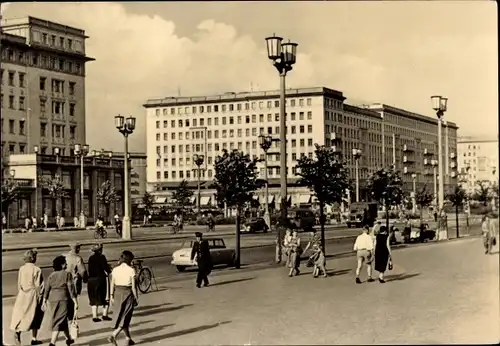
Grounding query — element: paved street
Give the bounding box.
[2,237,498,345]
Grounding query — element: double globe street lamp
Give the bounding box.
[259,134,273,228]
[74,144,90,227]
[265,34,298,219]
[114,115,136,240]
[431,96,448,212]
[193,154,205,217]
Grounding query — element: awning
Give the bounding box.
[154,196,167,204]
[260,195,275,204]
[298,194,311,204]
[276,195,291,205]
[200,196,211,205]
[190,196,196,204]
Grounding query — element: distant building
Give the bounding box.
[143,87,460,207]
[1,16,94,159]
[457,136,498,192]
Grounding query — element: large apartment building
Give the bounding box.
[0,16,94,160]
[457,136,498,193]
[143,87,459,206]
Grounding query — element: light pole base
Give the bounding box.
[79,213,87,229]
[122,216,132,240]
[264,211,271,230]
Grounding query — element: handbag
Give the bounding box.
[388,257,393,271]
[69,316,79,340]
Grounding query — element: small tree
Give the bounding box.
[473,181,491,206]
[296,144,349,253]
[1,177,19,228]
[415,185,434,223]
[96,180,121,221]
[213,149,261,268]
[367,167,404,230]
[447,185,467,238]
[171,180,194,209]
[142,191,155,215]
[39,174,69,216]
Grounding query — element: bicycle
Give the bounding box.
[170,222,182,234]
[132,259,158,294]
[94,227,107,239]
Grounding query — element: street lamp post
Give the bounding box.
[259,135,273,229]
[431,96,447,214]
[431,159,438,207]
[114,115,136,240]
[265,34,298,220]
[352,149,362,202]
[193,154,205,217]
[411,173,417,215]
[74,144,90,228]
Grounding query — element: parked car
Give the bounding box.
[389,221,436,245]
[288,208,315,231]
[242,217,269,233]
[171,238,236,272]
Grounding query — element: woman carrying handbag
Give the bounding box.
[374,226,392,283]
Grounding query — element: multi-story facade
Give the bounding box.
[6,152,128,227]
[143,87,459,206]
[457,136,498,193]
[1,16,94,160]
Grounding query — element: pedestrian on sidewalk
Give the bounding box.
[56,214,61,230]
[43,213,48,229]
[73,217,79,228]
[287,229,302,277]
[108,250,138,346]
[353,225,375,284]
[10,249,44,346]
[482,214,497,254]
[374,226,392,283]
[87,244,112,322]
[42,255,78,346]
[65,243,88,297]
[303,229,327,278]
[191,232,212,288]
[32,216,38,230]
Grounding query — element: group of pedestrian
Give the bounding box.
[10,242,140,346]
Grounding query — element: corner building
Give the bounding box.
[1,16,94,159]
[143,87,459,207]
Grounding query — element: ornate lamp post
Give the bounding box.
[259,134,273,228]
[352,149,362,203]
[431,159,438,206]
[74,144,90,228]
[431,96,447,212]
[265,34,298,219]
[114,115,136,240]
[411,173,417,214]
[193,154,205,217]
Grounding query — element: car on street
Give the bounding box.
[288,208,315,231]
[389,220,436,245]
[242,217,269,233]
[171,238,236,272]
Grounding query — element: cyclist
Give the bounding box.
[114,214,122,237]
[173,209,183,234]
[206,212,215,232]
[95,216,105,238]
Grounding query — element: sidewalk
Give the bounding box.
[2,237,498,345]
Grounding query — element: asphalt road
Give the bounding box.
[1,236,357,299]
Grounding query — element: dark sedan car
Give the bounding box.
[242,217,269,233]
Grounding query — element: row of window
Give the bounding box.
[0,70,77,94]
[0,94,26,110]
[1,119,26,135]
[154,98,314,117]
[40,99,77,117]
[32,30,84,53]
[40,123,77,139]
[1,46,83,75]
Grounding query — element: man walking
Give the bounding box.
[353,225,375,284]
[190,232,212,288]
[65,243,88,296]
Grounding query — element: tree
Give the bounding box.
[296,144,349,253]
[1,177,19,228]
[39,174,69,216]
[142,191,155,214]
[415,185,434,223]
[171,180,193,209]
[96,180,121,221]
[367,167,404,231]
[473,181,491,206]
[213,149,261,268]
[447,185,467,238]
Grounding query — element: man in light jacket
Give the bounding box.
[65,243,88,295]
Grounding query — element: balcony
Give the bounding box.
[450,171,457,178]
[449,152,456,159]
[403,155,414,163]
[14,178,35,188]
[450,162,456,169]
[327,132,341,142]
[423,158,430,166]
[423,148,433,156]
[330,145,341,153]
[403,144,414,152]
[52,137,65,145]
[52,113,65,122]
[403,166,415,175]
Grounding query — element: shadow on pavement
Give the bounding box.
[87,324,175,346]
[209,277,255,287]
[326,268,351,277]
[134,302,173,312]
[138,321,232,343]
[134,304,193,318]
[385,273,421,282]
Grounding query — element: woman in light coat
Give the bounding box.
[10,249,44,345]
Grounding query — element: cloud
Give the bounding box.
[2,2,497,152]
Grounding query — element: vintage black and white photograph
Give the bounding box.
[1,1,498,345]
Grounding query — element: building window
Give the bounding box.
[59,37,65,47]
[19,97,25,110]
[19,144,25,154]
[307,111,312,120]
[9,120,15,133]
[69,82,75,95]
[40,77,46,91]
[9,96,15,109]
[8,71,15,86]
[19,73,25,88]
[40,98,46,113]
[19,120,25,135]
[0,69,3,84]
[41,123,47,137]
[0,94,3,108]
[9,144,15,153]
[308,125,312,133]
[69,103,75,116]
[68,39,73,50]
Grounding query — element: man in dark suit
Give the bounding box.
[190,232,212,288]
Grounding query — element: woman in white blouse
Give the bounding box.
[108,251,138,346]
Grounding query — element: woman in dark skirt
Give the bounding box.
[374,226,392,283]
[108,250,138,346]
[87,243,111,322]
[42,255,78,346]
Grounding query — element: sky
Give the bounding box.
[1,1,497,153]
